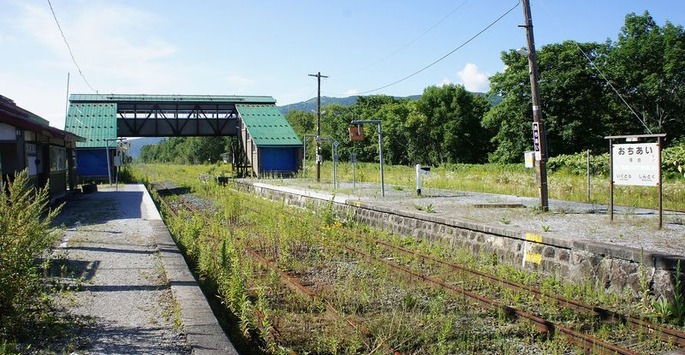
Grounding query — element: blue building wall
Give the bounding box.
[260,147,298,175]
[76,149,110,178]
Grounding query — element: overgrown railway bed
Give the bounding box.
[150,181,685,354]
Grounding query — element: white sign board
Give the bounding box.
[531,122,541,161]
[612,143,659,186]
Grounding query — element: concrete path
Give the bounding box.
[52,184,236,354]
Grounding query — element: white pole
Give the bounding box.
[416,164,422,196]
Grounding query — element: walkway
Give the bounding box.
[51,184,236,354]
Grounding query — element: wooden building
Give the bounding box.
[0,95,82,203]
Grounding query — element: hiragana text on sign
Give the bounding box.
[612,143,659,186]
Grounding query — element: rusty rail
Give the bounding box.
[368,236,685,348]
[341,243,640,355]
[245,248,400,354]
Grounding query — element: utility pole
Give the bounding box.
[308,72,328,182]
[521,0,549,211]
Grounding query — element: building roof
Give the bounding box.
[236,104,303,147]
[64,103,117,148]
[0,95,83,143]
[69,94,276,105]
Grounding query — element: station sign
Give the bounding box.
[612,143,659,186]
[531,122,541,161]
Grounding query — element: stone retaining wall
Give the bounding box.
[234,181,684,302]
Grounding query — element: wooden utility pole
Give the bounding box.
[521,0,549,211]
[308,72,328,182]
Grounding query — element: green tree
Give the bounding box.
[538,41,609,154]
[138,137,229,164]
[416,84,490,165]
[285,110,316,138]
[485,41,610,162]
[604,11,685,139]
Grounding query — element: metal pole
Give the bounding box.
[378,123,385,197]
[308,72,328,182]
[609,138,614,222]
[352,151,356,189]
[115,146,119,191]
[658,136,663,229]
[105,139,112,186]
[521,0,549,211]
[586,150,591,202]
[316,79,321,183]
[303,136,307,178]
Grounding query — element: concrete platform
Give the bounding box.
[54,184,237,354]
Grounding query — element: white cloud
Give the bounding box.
[438,77,451,87]
[16,2,178,92]
[456,63,490,92]
[345,89,358,96]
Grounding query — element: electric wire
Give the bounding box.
[572,42,653,134]
[337,0,471,77]
[47,0,98,93]
[537,0,653,134]
[342,1,520,96]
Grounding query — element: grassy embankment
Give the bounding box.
[295,160,685,211]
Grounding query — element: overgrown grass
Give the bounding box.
[135,163,684,353]
[310,161,685,211]
[0,170,62,348]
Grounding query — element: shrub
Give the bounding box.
[0,170,61,336]
[547,152,609,176]
[663,143,685,180]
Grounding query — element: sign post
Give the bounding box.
[351,120,384,197]
[605,134,666,228]
[415,164,431,196]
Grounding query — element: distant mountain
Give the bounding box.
[126,137,165,159]
[278,96,359,115]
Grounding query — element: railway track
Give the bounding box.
[155,183,400,353]
[151,181,685,354]
[365,234,685,348]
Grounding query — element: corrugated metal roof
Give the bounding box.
[237,104,302,147]
[64,103,117,148]
[69,94,276,105]
[0,95,50,126]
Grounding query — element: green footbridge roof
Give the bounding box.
[236,104,302,147]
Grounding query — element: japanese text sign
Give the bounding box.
[612,143,659,186]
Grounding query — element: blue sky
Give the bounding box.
[1,0,684,129]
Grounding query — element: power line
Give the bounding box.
[572,42,653,134]
[351,1,520,96]
[47,0,97,93]
[537,0,652,134]
[338,0,471,76]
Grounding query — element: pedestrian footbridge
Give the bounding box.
[64,94,302,179]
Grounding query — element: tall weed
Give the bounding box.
[0,170,61,336]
